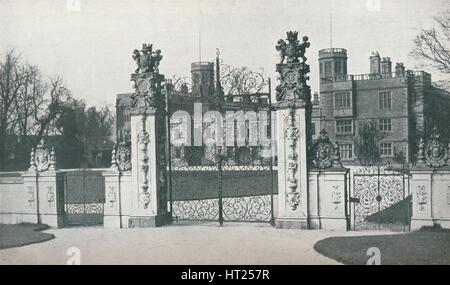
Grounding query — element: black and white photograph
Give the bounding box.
[0,0,449,269]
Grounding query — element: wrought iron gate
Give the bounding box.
[63,169,105,226]
[167,93,276,225]
[169,148,276,224]
[351,162,411,231]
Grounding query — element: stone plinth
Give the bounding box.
[275,103,309,229]
[22,170,64,228]
[103,170,128,228]
[410,168,434,230]
[431,170,450,229]
[308,168,349,231]
[410,167,450,230]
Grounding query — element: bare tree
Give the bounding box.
[411,10,450,87]
[0,50,72,169]
[0,50,24,165]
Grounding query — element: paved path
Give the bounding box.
[0,223,394,265]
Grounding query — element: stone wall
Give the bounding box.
[103,171,132,228]
[0,172,37,224]
[0,170,65,227]
[410,169,450,230]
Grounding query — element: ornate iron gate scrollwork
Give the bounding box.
[167,84,276,225]
[352,163,410,231]
[63,169,105,226]
[169,153,275,224]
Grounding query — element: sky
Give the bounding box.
[0,0,448,106]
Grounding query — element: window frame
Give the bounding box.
[334,91,352,109]
[339,143,353,159]
[378,91,392,110]
[324,62,332,75]
[335,61,342,74]
[379,142,393,157]
[335,119,353,135]
[379,118,392,131]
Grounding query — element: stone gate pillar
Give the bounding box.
[274,31,312,229]
[410,130,450,230]
[23,139,64,228]
[309,130,349,230]
[127,43,171,227]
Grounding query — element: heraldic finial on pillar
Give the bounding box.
[28,138,56,172]
[275,31,311,107]
[130,43,165,112]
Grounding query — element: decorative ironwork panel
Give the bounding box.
[63,170,105,226]
[353,175,379,230]
[352,164,409,231]
[377,175,407,230]
[66,203,104,214]
[223,195,272,222]
[172,199,220,221]
[172,195,272,222]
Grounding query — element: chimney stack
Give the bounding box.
[395,63,405,77]
[165,79,174,94]
[313,92,319,105]
[381,57,392,77]
[369,51,381,74]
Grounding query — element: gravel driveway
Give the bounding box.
[0,222,395,265]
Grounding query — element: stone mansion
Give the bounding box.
[116,48,450,165]
[315,48,450,164]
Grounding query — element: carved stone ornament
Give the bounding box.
[137,116,151,209]
[157,136,168,214]
[47,186,55,207]
[420,127,449,168]
[131,74,163,110]
[284,109,300,210]
[416,185,427,212]
[286,192,300,211]
[275,31,310,64]
[331,143,343,168]
[275,64,311,103]
[29,138,56,172]
[312,129,333,169]
[107,186,117,208]
[132,43,163,74]
[447,186,450,205]
[331,185,341,211]
[116,142,132,172]
[275,31,311,104]
[416,138,426,165]
[26,186,35,207]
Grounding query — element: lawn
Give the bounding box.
[0,223,55,250]
[314,226,450,265]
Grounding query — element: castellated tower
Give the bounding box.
[318,48,348,79]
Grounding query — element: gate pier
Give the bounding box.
[273,32,312,229]
[274,102,310,229]
[23,139,64,228]
[274,32,350,230]
[410,131,450,230]
[127,44,171,228]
